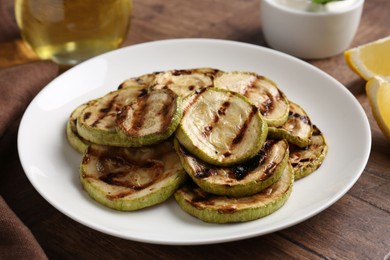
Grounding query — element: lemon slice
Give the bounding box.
[344,36,390,81]
[366,77,390,140]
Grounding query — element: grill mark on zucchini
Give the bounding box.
[242,75,277,117]
[198,94,258,158]
[226,139,274,181]
[84,146,164,191]
[186,139,277,181]
[159,96,175,132]
[100,163,162,191]
[289,110,311,125]
[202,96,232,138]
[230,152,263,180]
[182,87,208,117]
[218,101,230,118]
[138,88,148,97]
[258,89,284,117]
[231,105,258,147]
[91,94,119,127]
[170,68,220,78]
[213,72,289,127]
[126,94,149,134]
[116,89,179,139]
[172,70,192,76]
[289,125,327,179]
[83,112,91,121]
[175,162,294,222]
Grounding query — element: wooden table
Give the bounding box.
[1,0,389,258]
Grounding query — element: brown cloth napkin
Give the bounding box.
[0,0,19,42]
[0,1,60,258]
[0,62,59,259]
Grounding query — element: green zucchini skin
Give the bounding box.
[66,102,91,153]
[174,162,294,224]
[175,138,289,197]
[80,141,187,211]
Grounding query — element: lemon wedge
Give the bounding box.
[366,77,390,140]
[344,36,390,81]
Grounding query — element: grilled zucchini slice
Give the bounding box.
[77,87,150,147]
[116,89,182,147]
[150,68,220,97]
[289,125,328,180]
[175,87,268,166]
[175,138,289,197]
[174,162,294,223]
[80,141,187,211]
[119,68,220,97]
[268,101,313,148]
[66,102,91,153]
[118,71,158,89]
[213,71,289,127]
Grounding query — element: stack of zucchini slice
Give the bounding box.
[66,68,328,223]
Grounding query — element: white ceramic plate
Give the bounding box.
[18,39,371,245]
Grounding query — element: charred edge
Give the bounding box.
[312,125,321,135]
[135,77,150,85]
[171,69,192,76]
[138,88,148,97]
[192,139,276,181]
[260,93,274,116]
[99,170,159,194]
[228,140,273,180]
[97,155,161,188]
[179,144,213,179]
[186,185,214,204]
[194,167,212,178]
[204,68,221,79]
[72,117,78,126]
[106,190,135,200]
[289,111,311,125]
[91,94,119,127]
[263,162,277,176]
[171,69,219,77]
[83,112,91,121]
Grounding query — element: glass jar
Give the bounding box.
[15,0,132,65]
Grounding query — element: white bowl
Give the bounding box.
[260,0,364,59]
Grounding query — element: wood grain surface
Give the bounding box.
[1,0,389,259]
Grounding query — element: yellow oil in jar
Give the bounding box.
[15,0,132,65]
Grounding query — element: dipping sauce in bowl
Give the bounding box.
[261,0,364,59]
